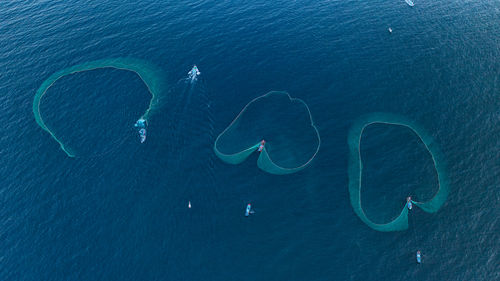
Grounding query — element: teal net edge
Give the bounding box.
[213,91,321,175]
[347,112,449,232]
[33,58,167,157]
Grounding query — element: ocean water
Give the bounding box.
[1,0,499,280]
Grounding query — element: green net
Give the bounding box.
[214,91,320,175]
[33,58,167,157]
[347,113,449,232]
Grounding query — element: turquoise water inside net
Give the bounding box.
[214,91,320,175]
[347,113,449,232]
[33,58,167,157]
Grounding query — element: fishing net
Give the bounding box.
[214,91,320,175]
[347,113,449,231]
[33,58,167,157]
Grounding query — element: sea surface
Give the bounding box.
[1,0,499,280]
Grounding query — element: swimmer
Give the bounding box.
[416,250,422,263]
[407,196,413,210]
[257,140,265,152]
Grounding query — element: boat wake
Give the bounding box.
[405,0,415,7]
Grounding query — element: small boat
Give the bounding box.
[388,27,393,33]
[407,197,413,210]
[257,140,265,152]
[139,128,146,143]
[245,204,252,217]
[188,65,201,80]
[405,0,415,7]
[135,118,147,128]
[188,201,191,208]
[416,251,422,263]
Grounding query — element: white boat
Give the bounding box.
[245,203,255,217]
[134,118,147,128]
[405,0,415,7]
[188,65,201,80]
[139,128,146,143]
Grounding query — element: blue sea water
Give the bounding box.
[1,0,499,280]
